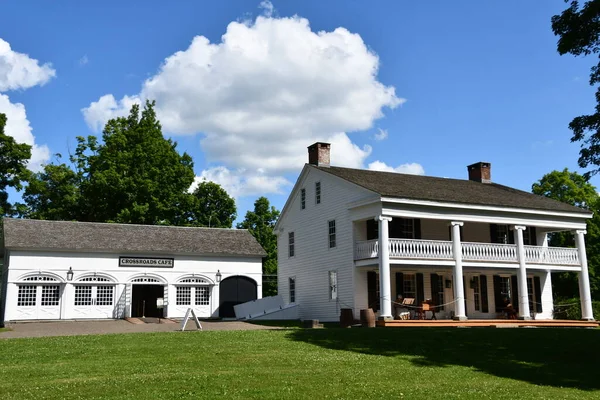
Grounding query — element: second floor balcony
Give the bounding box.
[354,238,580,267]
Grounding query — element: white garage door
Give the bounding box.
[16,282,62,320]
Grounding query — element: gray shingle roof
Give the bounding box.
[315,165,590,215]
[1,218,266,257]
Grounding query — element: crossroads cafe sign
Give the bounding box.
[119,257,174,268]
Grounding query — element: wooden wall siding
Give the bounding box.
[277,167,374,321]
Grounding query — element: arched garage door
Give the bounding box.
[219,276,257,318]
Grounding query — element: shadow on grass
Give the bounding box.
[287,327,600,390]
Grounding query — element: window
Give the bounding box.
[389,218,417,239]
[403,274,416,299]
[289,277,296,303]
[75,286,93,306]
[473,276,481,311]
[329,271,338,300]
[17,285,36,307]
[300,188,306,210]
[176,286,191,305]
[288,232,295,257]
[195,287,210,306]
[177,285,210,306]
[315,182,321,204]
[499,276,512,303]
[96,286,114,306]
[523,228,537,246]
[328,220,336,248]
[491,224,513,244]
[41,286,60,306]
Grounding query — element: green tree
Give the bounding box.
[24,101,196,225]
[237,197,280,296]
[185,181,237,228]
[23,160,82,220]
[0,113,32,217]
[532,169,600,299]
[552,1,600,177]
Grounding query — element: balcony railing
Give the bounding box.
[354,238,580,266]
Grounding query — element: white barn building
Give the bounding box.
[276,142,595,323]
[0,219,265,322]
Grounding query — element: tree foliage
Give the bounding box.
[552,1,600,177]
[237,197,280,296]
[185,181,237,228]
[532,169,600,299]
[0,113,32,217]
[24,101,234,226]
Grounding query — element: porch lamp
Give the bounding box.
[216,270,222,283]
[66,267,74,281]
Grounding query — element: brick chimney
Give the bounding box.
[467,162,491,183]
[308,142,331,167]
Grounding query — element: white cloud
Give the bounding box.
[82,14,402,197]
[191,166,291,198]
[367,160,425,175]
[0,38,56,91]
[259,0,274,17]
[0,94,50,171]
[82,94,140,132]
[373,128,388,141]
[79,55,89,66]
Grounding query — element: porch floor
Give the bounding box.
[376,319,599,328]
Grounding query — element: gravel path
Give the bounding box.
[0,319,277,339]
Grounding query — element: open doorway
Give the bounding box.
[131,285,164,318]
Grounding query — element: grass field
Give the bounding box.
[0,327,598,399]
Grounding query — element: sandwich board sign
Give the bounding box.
[180,308,202,331]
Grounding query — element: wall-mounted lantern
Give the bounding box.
[216,270,222,283]
[67,267,74,281]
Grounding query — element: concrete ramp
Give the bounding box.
[234,295,299,320]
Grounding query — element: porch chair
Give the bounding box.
[395,297,415,320]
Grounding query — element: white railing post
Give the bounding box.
[574,230,594,320]
[513,226,531,320]
[451,221,467,321]
[378,216,393,320]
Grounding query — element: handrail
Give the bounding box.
[354,238,580,266]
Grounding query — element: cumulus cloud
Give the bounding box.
[373,128,388,141]
[82,15,402,197]
[79,55,89,66]
[0,38,54,170]
[0,38,56,91]
[259,0,274,17]
[368,160,425,175]
[190,166,291,198]
[0,94,50,171]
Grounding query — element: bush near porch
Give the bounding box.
[0,327,599,399]
[553,298,600,320]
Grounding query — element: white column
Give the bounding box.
[450,221,467,320]
[377,215,393,320]
[574,230,594,320]
[513,226,531,320]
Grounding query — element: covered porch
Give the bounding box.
[376,319,600,328]
[353,214,595,322]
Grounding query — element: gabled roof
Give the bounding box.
[314,165,590,215]
[1,218,267,257]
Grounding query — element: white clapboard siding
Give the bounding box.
[277,166,375,321]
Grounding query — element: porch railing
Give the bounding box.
[354,238,580,266]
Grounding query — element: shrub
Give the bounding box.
[553,298,600,320]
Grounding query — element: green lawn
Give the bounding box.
[0,327,598,399]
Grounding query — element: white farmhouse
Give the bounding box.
[0,219,265,322]
[276,142,595,323]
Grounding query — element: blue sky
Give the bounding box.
[0,1,597,221]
